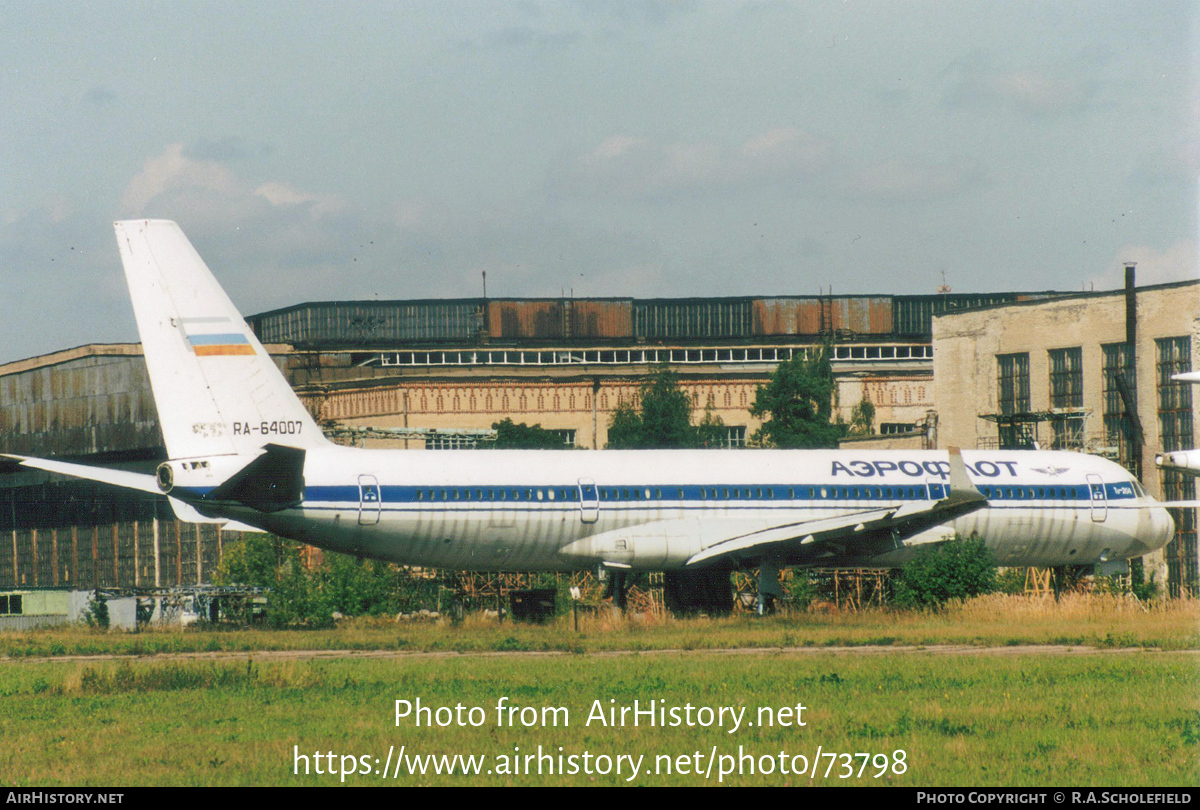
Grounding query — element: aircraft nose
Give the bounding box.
[1150,507,1176,553]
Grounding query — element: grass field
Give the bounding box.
[2,593,1198,659]
[1,594,1197,787]
[1,650,1196,786]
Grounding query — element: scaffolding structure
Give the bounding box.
[808,568,892,610]
[447,570,665,616]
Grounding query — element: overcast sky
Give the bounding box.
[1,1,1196,363]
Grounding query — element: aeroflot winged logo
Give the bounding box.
[1031,466,1071,477]
[180,317,255,357]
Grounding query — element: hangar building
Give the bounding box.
[932,274,1200,595]
[6,287,1178,592]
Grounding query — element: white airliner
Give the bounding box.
[1156,372,1200,476]
[2,220,1180,611]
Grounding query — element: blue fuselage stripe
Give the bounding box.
[175,481,1136,506]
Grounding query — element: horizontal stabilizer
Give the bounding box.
[167,497,267,531]
[1,453,161,495]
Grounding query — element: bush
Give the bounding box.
[996,568,1027,595]
[784,569,816,610]
[83,593,109,629]
[892,535,997,609]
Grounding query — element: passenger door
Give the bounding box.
[578,478,599,524]
[358,474,381,525]
[1086,473,1107,523]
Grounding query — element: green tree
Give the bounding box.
[850,395,876,436]
[749,347,843,448]
[215,535,333,628]
[490,418,567,449]
[891,535,998,609]
[694,401,727,448]
[606,366,725,448]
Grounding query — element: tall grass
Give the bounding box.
[1,593,1195,659]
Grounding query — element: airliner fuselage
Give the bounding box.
[197,446,1173,572]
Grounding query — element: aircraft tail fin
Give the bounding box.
[113,220,327,459]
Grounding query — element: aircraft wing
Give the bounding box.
[686,448,988,567]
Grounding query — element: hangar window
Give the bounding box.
[1102,343,1138,473]
[1048,347,1085,449]
[996,352,1031,448]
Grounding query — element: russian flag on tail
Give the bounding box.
[186,331,256,356]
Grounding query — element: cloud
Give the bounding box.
[82,86,117,107]
[254,181,345,217]
[118,143,242,216]
[843,157,985,204]
[1132,137,1200,188]
[183,136,272,163]
[119,143,345,224]
[1090,239,1199,289]
[941,51,1096,118]
[551,127,832,200]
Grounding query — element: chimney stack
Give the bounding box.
[1124,262,1137,347]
